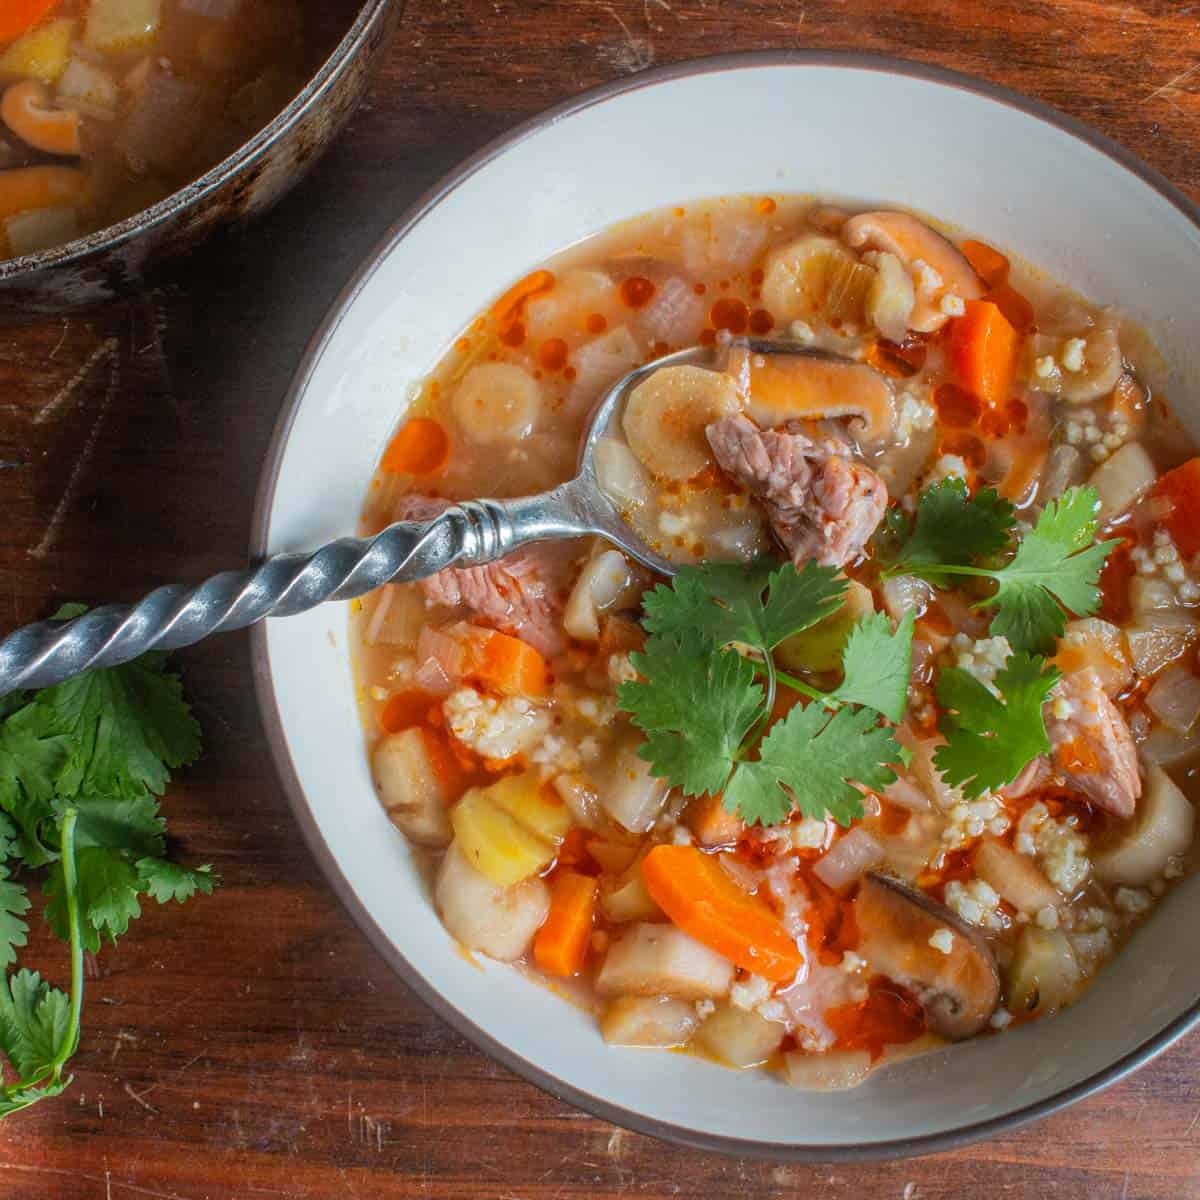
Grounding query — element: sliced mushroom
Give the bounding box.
[843,211,984,333]
[854,873,1000,1039]
[725,344,895,442]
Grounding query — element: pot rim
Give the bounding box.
[0,0,396,284]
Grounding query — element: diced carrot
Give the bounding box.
[0,0,58,45]
[381,417,449,476]
[379,688,436,734]
[469,630,549,698]
[948,300,1019,408]
[1153,458,1200,559]
[960,239,1010,289]
[491,269,555,322]
[640,845,804,983]
[418,726,469,804]
[534,870,597,977]
[685,793,743,847]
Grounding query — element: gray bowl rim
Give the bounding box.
[0,0,396,283]
[248,50,1200,1163]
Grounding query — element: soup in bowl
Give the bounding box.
[253,56,1200,1157]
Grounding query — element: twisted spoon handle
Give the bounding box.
[0,485,594,696]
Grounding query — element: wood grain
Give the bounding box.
[2,1,1200,1195]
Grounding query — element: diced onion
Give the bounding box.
[1146,666,1200,733]
[415,624,466,690]
[1127,623,1198,678]
[563,548,637,642]
[594,437,651,511]
[883,775,931,812]
[880,575,933,623]
[813,828,884,892]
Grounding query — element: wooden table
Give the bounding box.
[3,2,1200,1195]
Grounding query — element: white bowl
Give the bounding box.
[251,53,1200,1159]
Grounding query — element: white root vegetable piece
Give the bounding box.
[1006,927,1081,1016]
[1056,618,1133,698]
[599,996,700,1047]
[4,206,77,256]
[594,437,652,511]
[622,364,740,480]
[1147,666,1200,733]
[600,875,662,923]
[371,727,455,847]
[563,546,641,642]
[855,873,1000,1038]
[784,1049,873,1091]
[974,839,1061,914]
[85,0,162,53]
[1126,622,1198,678]
[1131,577,1186,620]
[760,233,874,326]
[452,362,541,444]
[596,923,735,1000]
[726,345,895,442]
[842,211,984,332]
[435,843,549,961]
[1142,724,1200,768]
[1094,763,1194,886]
[865,250,916,342]
[524,267,613,338]
[1059,320,1125,404]
[598,736,670,833]
[1089,441,1157,522]
[813,828,885,893]
[56,57,119,120]
[640,276,707,346]
[695,1004,785,1068]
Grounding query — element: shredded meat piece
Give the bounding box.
[1002,668,1141,817]
[705,414,887,567]
[395,495,567,657]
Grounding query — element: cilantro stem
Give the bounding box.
[742,653,777,756]
[48,808,82,1083]
[773,668,839,707]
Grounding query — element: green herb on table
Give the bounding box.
[0,625,211,1117]
[617,561,911,828]
[885,480,1120,655]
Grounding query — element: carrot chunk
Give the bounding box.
[960,239,1010,289]
[640,845,803,983]
[491,269,555,322]
[948,299,1019,407]
[1153,458,1200,559]
[469,630,549,698]
[381,417,449,476]
[534,870,598,977]
[0,0,58,45]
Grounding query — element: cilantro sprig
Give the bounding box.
[934,652,1061,798]
[886,480,1119,654]
[0,618,212,1118]
[617,561,910,827]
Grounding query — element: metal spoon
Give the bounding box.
[0,337,822,696]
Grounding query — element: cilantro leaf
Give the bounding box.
[984,488,1120,654]
[892,479,1015,574]
[725,703,899,826]
[619,632,762,798]
[42,655,201,802]
[0,870,29,970]
[0,969,72,1082]
[934,652,1061,798]
[0,706,70,868]
[832,611,915,722]
[68,795,166,860]
[45,847,142,953]
[642,560,845,652]
[137,859,216,904]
